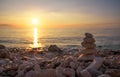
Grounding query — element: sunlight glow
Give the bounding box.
[32,18,39,25]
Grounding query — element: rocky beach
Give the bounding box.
[0,33,120,77]
[1,0,120,77]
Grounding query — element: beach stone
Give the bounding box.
[25,69,56,77]
[79,49,97,55]
[33,62,41,71]
[25,70,38,77]
[0,67,4,73]
[86,57,104,70]
[88,69,102,77]
[76,66,83,77]
[25,61,57,77]
[78,54,95,61]
[15,71,25,77]
[45,52,57,59]
[0,49,10,58]
[105,69,120,77]
[56,67,66,77]
[0,59,10,65]
[103,59,110,66]
[98,74,111,77]
[0,45,6,49]
[70,61,79,69]
[0,76,10,77]
[85,33,93,38]
[81,69,92,77]
[84,37,95,43]
[81,42,96,49]
[48,45,62,53]
[63,68,75,77]
[21,56,29,61]
[7,70,17,76]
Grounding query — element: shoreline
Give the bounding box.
[4,45,120,52]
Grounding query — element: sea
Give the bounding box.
[0,26,120,50]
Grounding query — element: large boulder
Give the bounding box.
[48,45,62,53]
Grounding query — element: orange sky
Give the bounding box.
[0,0,120,28]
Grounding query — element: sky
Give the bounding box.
[0,0,120,28]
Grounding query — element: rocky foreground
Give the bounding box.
[0,33,120,77]
[0,44,119,77]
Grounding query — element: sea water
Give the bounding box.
[0,26,120,50]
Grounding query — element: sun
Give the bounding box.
[32,18,39,25]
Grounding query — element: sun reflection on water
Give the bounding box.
[29,27,43,48]
[33,27,39,47]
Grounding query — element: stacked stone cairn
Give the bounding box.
[82,33,96,48]
[78,33,97,61]
[79,33,104,77]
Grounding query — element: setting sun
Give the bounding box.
[32,18,39,25]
